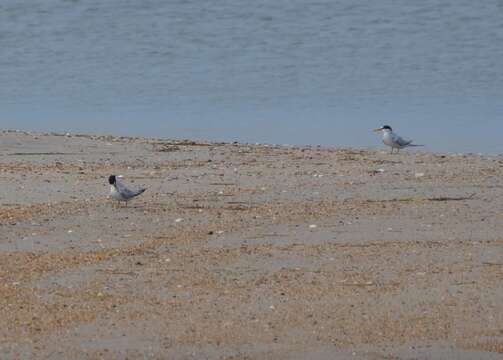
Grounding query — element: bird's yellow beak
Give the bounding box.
[373,128,383,132]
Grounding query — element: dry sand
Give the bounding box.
[1,129,503,359]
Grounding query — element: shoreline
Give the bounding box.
[0,128,398,164]
[1,129,503,359]
[4,127,501,157]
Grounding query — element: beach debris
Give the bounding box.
[368,168,385,175]
[309,224,317,229]
[428,193,475,201]
[367,193,475,204]
[341,281,374,287]
[156,144,180,152]
[175,218,183,223]
[415,172,425,177]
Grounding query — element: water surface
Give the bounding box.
[1,0,502,152]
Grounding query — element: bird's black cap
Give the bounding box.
[108,175,116,185]
[382,125,392,131]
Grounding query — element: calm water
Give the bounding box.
[1,0,503,153]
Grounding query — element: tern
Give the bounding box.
[373,125,423,154]
[108,175,146,207]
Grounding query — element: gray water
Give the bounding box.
[1,0,503,153]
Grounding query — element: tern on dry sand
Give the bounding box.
[374,125,423,154]
[108,175,146,207]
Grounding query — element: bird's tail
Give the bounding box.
[407,144,424,147]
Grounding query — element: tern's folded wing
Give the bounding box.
[393,134,412,147]
[116,180,138,198]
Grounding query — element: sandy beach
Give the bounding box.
[1,129,503,359]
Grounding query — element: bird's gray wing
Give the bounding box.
[393,133,413,147]
[116,180,140,198]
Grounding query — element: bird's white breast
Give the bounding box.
[110,185,125,201]
[382,132,396,147]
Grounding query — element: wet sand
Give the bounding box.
[1,129,503,359]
